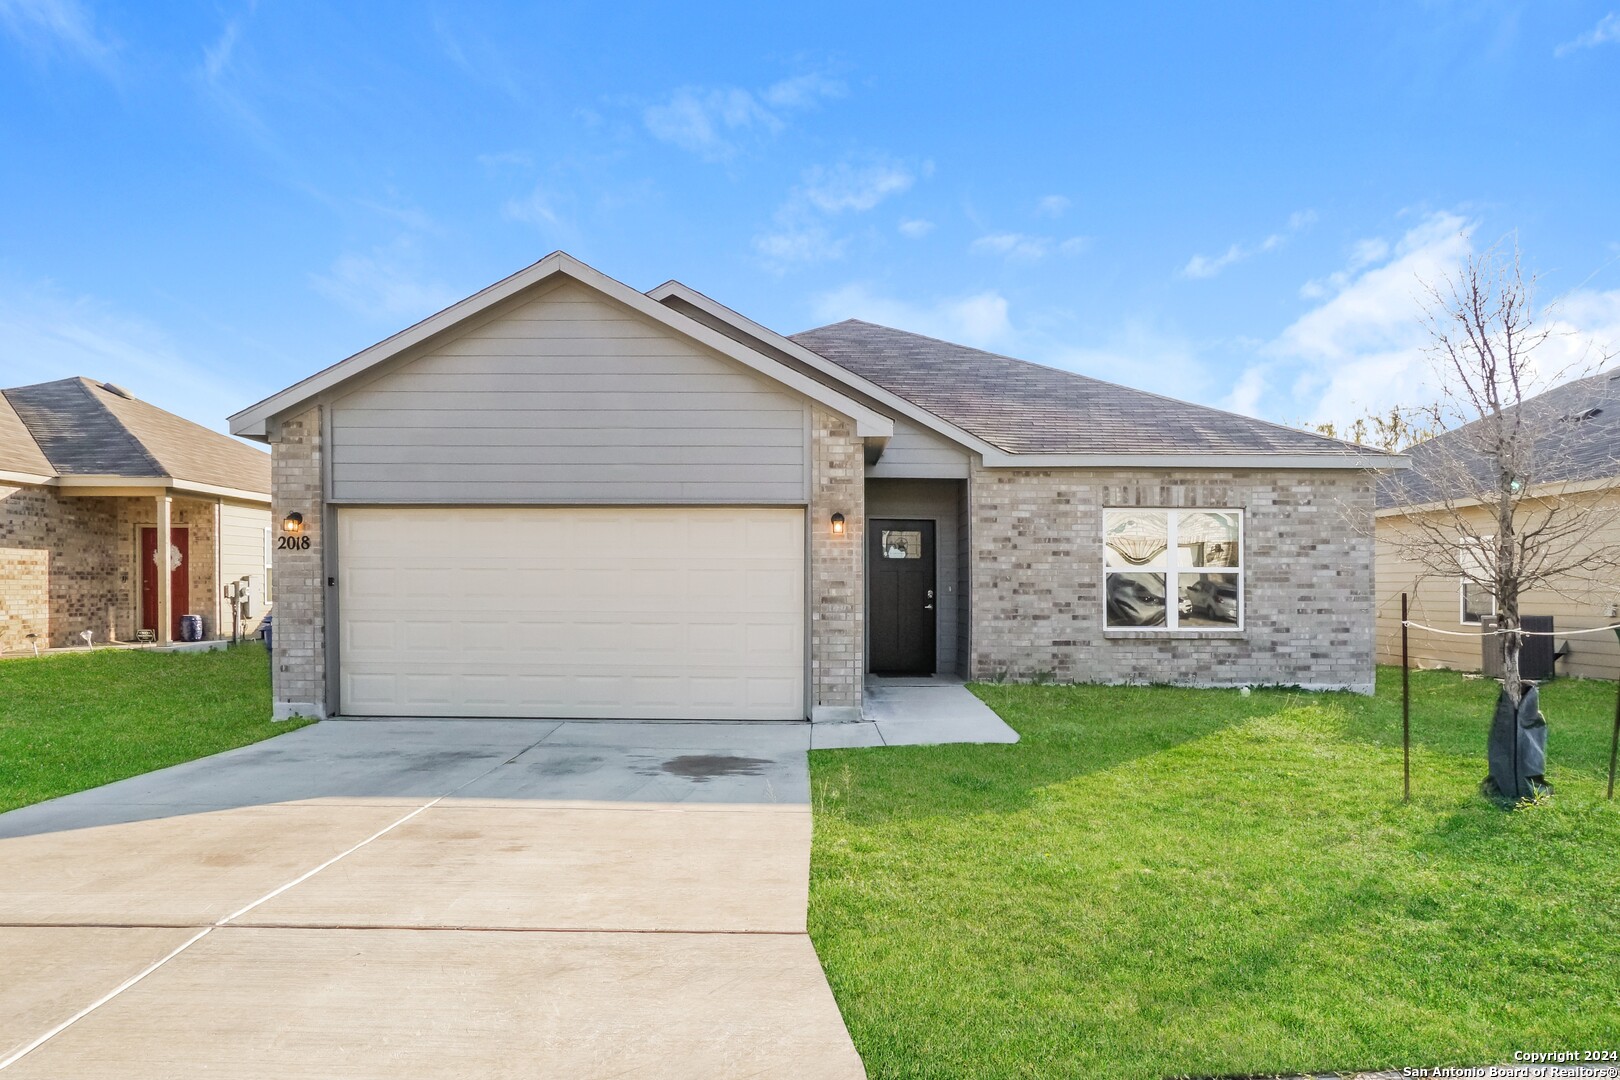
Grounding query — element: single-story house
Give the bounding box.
[231,252,1403,722]
[1376,367,1620,679]
[1,377,273,651]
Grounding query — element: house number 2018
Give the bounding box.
[277,535,311,550]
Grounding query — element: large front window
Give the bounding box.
[1104,509,1243,630]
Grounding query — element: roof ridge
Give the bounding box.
[798,319,1388,458]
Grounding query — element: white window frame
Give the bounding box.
[1458,537,1495,625]
[1102,508,1244,632]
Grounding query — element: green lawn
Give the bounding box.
[809,670,1620,1079]
[0,644,309,814]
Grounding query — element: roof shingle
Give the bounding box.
[0,378,270,494]
[790,320,1378,458]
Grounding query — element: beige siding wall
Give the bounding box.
[328,281,810,504]
[220,501,272,637]
[867,416,970,479]
[1376,490,1620,680]
[970,466,1377,691]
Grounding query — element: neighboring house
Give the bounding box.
[1376,368,1620,679]
[230,252,1402,722]
[1,377,273,651]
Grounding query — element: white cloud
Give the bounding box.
[898,218,935,238]
[642,73,842,161]
[803,161,914,213]
[755,156,923,269]
[0,0,115,67]
[0,282,272,434]
[310,239,458,321]
[1035,194,1070,218]
[503,185,565,230]
[754,223,845,265]
[1259,211,1620,428]
[1181,209,1317,279]
[969,231,1091,262]
[1556,11,1620,56]
[812,284,1012,349]
[971,232,1050,261]
[761,72,845,109]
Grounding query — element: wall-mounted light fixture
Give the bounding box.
[830,512,846,536]
[282,511,305,535]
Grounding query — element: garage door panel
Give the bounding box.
[338,507,805,719]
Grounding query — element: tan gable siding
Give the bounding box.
[1375,490,1620,680]
[327,281,810,504]
[220,501,271,635]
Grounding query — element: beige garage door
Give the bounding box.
[337,507,805,719]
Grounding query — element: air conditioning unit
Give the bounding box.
[1479,615,1555,681]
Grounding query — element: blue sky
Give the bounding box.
[2,1,1619,436]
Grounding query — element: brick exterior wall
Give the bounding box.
[809,408,865,719]
[969,466,1376,692]
[269,406,326,719]
[0,483,121,649]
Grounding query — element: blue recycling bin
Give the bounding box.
[260,612,273,651]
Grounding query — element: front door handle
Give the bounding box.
[923,604,934,610]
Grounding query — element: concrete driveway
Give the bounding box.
[0,720,865,1079]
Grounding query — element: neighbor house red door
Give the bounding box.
[139,527,189,639]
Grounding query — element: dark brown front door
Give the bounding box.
[140,527,189,639]
[869,519,936,675]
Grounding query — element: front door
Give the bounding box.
[140,527,189,639]
[869,519,936,675]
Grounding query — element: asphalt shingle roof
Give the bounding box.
[1378,367,1620,509]
[0,392,52,477]
[1,378,270,494]
[790,320,1378,458]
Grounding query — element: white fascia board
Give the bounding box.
[1375,472,1619,518]
[0,469,53,486]
[51,475,271,503]
[231,252,893,440]
[647,280,990,455]
[976,450,1412,470]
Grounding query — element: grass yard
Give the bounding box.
[0,644,307,814]
[809,669,1620,1079]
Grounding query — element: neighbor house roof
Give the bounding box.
[0,392,52,480]
[792,319,1385,461]
[1,378,271,497]
[1378,367,1620,511]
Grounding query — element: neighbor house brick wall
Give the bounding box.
[970,466,1376,692]
[810,407,865,719]
[269,406,326,719]
[0,483,121,649]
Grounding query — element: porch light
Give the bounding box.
[282,511,305,535]
[830,512,846,536]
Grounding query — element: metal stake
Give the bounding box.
[1402,592,1411,803]
[1609,628,1620,800]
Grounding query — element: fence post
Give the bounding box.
[1402,592,1411,803]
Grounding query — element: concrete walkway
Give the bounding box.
[811,676,1021,749]
[0,720,865,1079]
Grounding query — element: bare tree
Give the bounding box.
[1308,406,1443,454]
[1382,243,1620,715]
